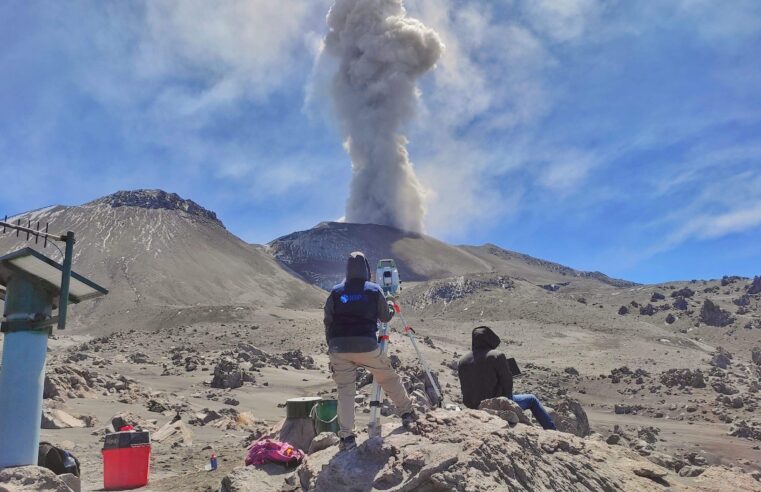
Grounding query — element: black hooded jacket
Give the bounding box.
[457,326,513,409]
[324,252,394,353]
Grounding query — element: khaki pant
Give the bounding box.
[329,347,414,438]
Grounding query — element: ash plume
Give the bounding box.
[324,0,444,233]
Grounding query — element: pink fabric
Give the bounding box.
[245,439,304,467]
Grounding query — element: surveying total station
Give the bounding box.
[368,259,442,437]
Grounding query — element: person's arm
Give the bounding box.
[496,353,514,399]
[377,291,394,323]
[324,295,334,345]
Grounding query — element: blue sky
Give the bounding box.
[1,0,760,284]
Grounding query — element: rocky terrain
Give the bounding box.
[1,190,760,491]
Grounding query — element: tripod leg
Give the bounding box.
[368,323,391,437]
[392,304,443,407]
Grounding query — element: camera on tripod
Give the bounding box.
[376,259,401,296]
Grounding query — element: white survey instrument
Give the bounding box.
[368,260,443,437]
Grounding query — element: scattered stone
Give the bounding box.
[729,421,761,441]
[224,397,241,406]
[660,368,706,388]
[606,434,621,445]
[618,306,629,315]
[665,314,676,324]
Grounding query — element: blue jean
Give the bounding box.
[512,394,557,430]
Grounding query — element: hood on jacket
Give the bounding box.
[472,326,501,350]
[346,251,371,281]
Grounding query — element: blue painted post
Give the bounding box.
[0,274,54,468]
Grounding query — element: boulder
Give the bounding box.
[267,418,316,454]
[152,419,193,447]
[639,304,657,316]
[547,399,590,437]
[752,347,761,366]
[308,432,340,454]
[211,358,254,389]
[478,397,531,426]
[0,465,75,491]
[618,305,629,315]
[290,409,761,492]
[671,288,695,298]
[41,410,87,430]
[220,463,296,492]
[673,297,689,311]
[660,368,706,388]
[665,314,676,324]
[710,348,733,369]
[748,276,761,295]
[700,300,735,327]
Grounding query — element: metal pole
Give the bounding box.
[57,231,74,330]
[0,274,53,467]
[367,322,391,437]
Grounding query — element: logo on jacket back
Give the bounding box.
[339,293,367,304]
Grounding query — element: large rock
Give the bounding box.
[748,276,761,295]
[211,358,254,389]
[221,464,298,492]
[308,432,340,454]
[293,410,761,491]
[710,348,733,369]
[41,410,87,430]
[700,300,735,327]
[548,399,591,437]
[152,419,193,447]
[0,466,75,491]
[478,397,531,426]
[266,418,316,454]
[752,347,761,366]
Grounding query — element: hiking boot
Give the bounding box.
[339,435,356,451]
[401,411,418,433]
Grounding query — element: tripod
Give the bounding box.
[368,298,443,437]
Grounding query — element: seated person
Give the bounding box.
[457,326,557,430]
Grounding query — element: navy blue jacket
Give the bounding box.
[324,252,393,353]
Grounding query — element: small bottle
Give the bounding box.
[210,453,218,471]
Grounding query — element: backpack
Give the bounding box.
[245,439,304,467]
[38,441,81,477]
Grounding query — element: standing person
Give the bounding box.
[324,252,417,450]
[457,326,557,430]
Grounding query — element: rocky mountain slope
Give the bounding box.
[0,190,324,333]
[268,222,635,290]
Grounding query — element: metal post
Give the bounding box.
[0,274,54,468]
[57,231,74,330]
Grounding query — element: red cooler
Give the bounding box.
[102,431,151,490]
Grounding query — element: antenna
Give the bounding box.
[1,215,77,330]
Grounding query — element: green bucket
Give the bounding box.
[312,398,339,434]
